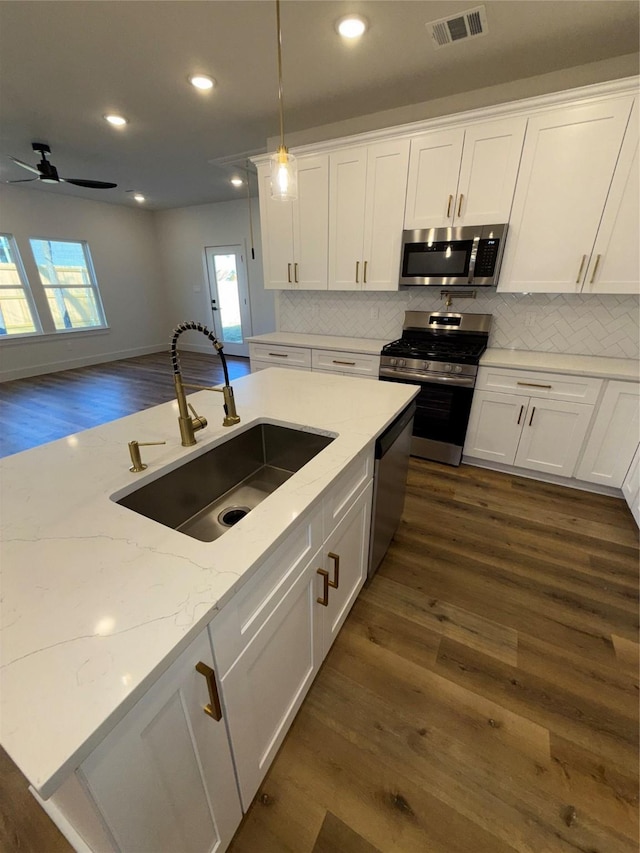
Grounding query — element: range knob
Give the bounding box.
[390,358,397,366]
[443,363,453,372]
[422,361,431,370]
[398,359,406,368]
[453,365,463,374]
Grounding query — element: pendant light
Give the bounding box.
[270,0,297,200]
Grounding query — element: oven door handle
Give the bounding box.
[379,369,475,388]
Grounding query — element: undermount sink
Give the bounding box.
[114,423,334,542]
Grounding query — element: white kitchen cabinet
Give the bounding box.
[622,445,640,526]
[257,155,329,289]
[79,629,242,853]
[328,139,410,291]
[575,380,640,488]
[498,95,635,293]
[248,342,312,371]
[249,340,380,379]
[404,116,527,229]
[463,390,529,466]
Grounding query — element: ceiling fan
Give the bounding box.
[6,142,117,189]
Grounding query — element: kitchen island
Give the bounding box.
[0,366,417,850]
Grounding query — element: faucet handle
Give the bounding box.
[128,440,167,473]
[188,403,208,431]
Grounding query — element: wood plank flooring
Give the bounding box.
[0,355,638,853]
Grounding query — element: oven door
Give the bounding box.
[379,374,474,465]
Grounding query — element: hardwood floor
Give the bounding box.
[1,356,638,852]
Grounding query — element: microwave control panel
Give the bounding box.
[474,239,501,277]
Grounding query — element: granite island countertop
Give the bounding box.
[0,368,417,799]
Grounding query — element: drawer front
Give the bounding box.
[209,510,322,677]
[476,366,602,404]
[312,349,380,377]
[322,447,373,538]
[249,343,312,368]
[251,359,311,373]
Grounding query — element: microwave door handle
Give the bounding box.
[467,236,480,284]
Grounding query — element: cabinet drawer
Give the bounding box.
[323,447,373,537]
[249,343,312,368]
[476,366,602,403]
[312,349,380,377]
[209,511,322,677]
[251,359,311,373]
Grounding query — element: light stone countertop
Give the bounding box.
[247,332,391,354]
[0,368,417,799]
[481,349,640,381]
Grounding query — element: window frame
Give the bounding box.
[0,233,42,339]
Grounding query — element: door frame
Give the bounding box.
[204,243,253,357]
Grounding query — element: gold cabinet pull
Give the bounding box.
[294,262,299,283]
[517,405,524,426]
[268,351,288,357]
[195,661,222,721]
[332,359,356,366]
[516,382,551,389]
[355,260,360,283]
[576,254,587,284]
[328,552,340,589]
[363,261,368,284]
[446,194,453,218]
[589,254,602,284]
[287,263,292,283]
[457,194,464,217]
[316,568,329,606]
[528,406,536,427]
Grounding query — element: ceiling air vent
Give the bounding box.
[426,5,488,49]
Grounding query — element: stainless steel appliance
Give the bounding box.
[399,224,507,287]
[379,311,492,466]
[368,401,416,578]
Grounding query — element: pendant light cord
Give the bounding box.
[276,0,285,150]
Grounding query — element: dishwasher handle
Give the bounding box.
[375,401,416,459]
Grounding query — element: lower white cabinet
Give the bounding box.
[79,629,242,853]
[249,341,380,379]
[622,445,640,526]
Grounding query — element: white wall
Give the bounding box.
[0,185,168,380]
[153,197,275,346]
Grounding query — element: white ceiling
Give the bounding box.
[0,1,638,210]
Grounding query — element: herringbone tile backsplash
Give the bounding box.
[278,291,639,359]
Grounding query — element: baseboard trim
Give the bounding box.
[0,344,168,382]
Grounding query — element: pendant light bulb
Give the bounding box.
[270,0,297,200]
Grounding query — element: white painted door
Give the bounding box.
[292,154,329,289]
[257,163,295,289]
[463,390,529,465]
[328,147,368,289]
[514,398,594,477]
[498,96,635,293]
[361,139,410,291]
[455,116,527,225]
[584,100,639,295]
[205,245,252,357]
[319,481,373,655]
[575,380,640,487]
[403,128,464,229]
[80,629,242,853]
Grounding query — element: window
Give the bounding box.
[0,234,40,336]
[29,238,106,331]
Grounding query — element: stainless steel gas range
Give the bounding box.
[379,311,492,466]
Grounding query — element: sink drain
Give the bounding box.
[218,506,251,527]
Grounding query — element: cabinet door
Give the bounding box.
[319,481,373,655]
[293,155,329,289]
[463,390,529,465]
[455,117,526,225]
[362,139,410,291]
[218,556,323,810]
[80,630,242,853]
[622,445,640,527]
[498,96,635,293]
[514,399,594,477]
[257,163,295,289]
[328,147,368,289]
[404,128,464,229]
[575,380,640,487]
[584,100,639,295]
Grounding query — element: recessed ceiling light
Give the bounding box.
[336,15,368,38]
[230,177,244,187]
[133,193,145,203]
[104,114,128,127]
[189,74,215,90]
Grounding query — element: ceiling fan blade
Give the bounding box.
[7,178,38,183]
[8,155,41,175]
[62,178,118,189]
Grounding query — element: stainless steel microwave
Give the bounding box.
[399,224,508,287]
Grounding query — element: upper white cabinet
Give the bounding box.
[498,95,636,293]
[258,155,329,289]
[328,139,410,291]
[404,116,527,229]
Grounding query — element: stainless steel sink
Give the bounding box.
[115,423,334,542]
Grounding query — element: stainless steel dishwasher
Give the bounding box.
[368,401,416,578]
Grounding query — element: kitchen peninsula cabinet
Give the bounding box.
[257,155,328,289]
[403,116,526,229]
[328,139,409,291]
[498,95,636,293]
